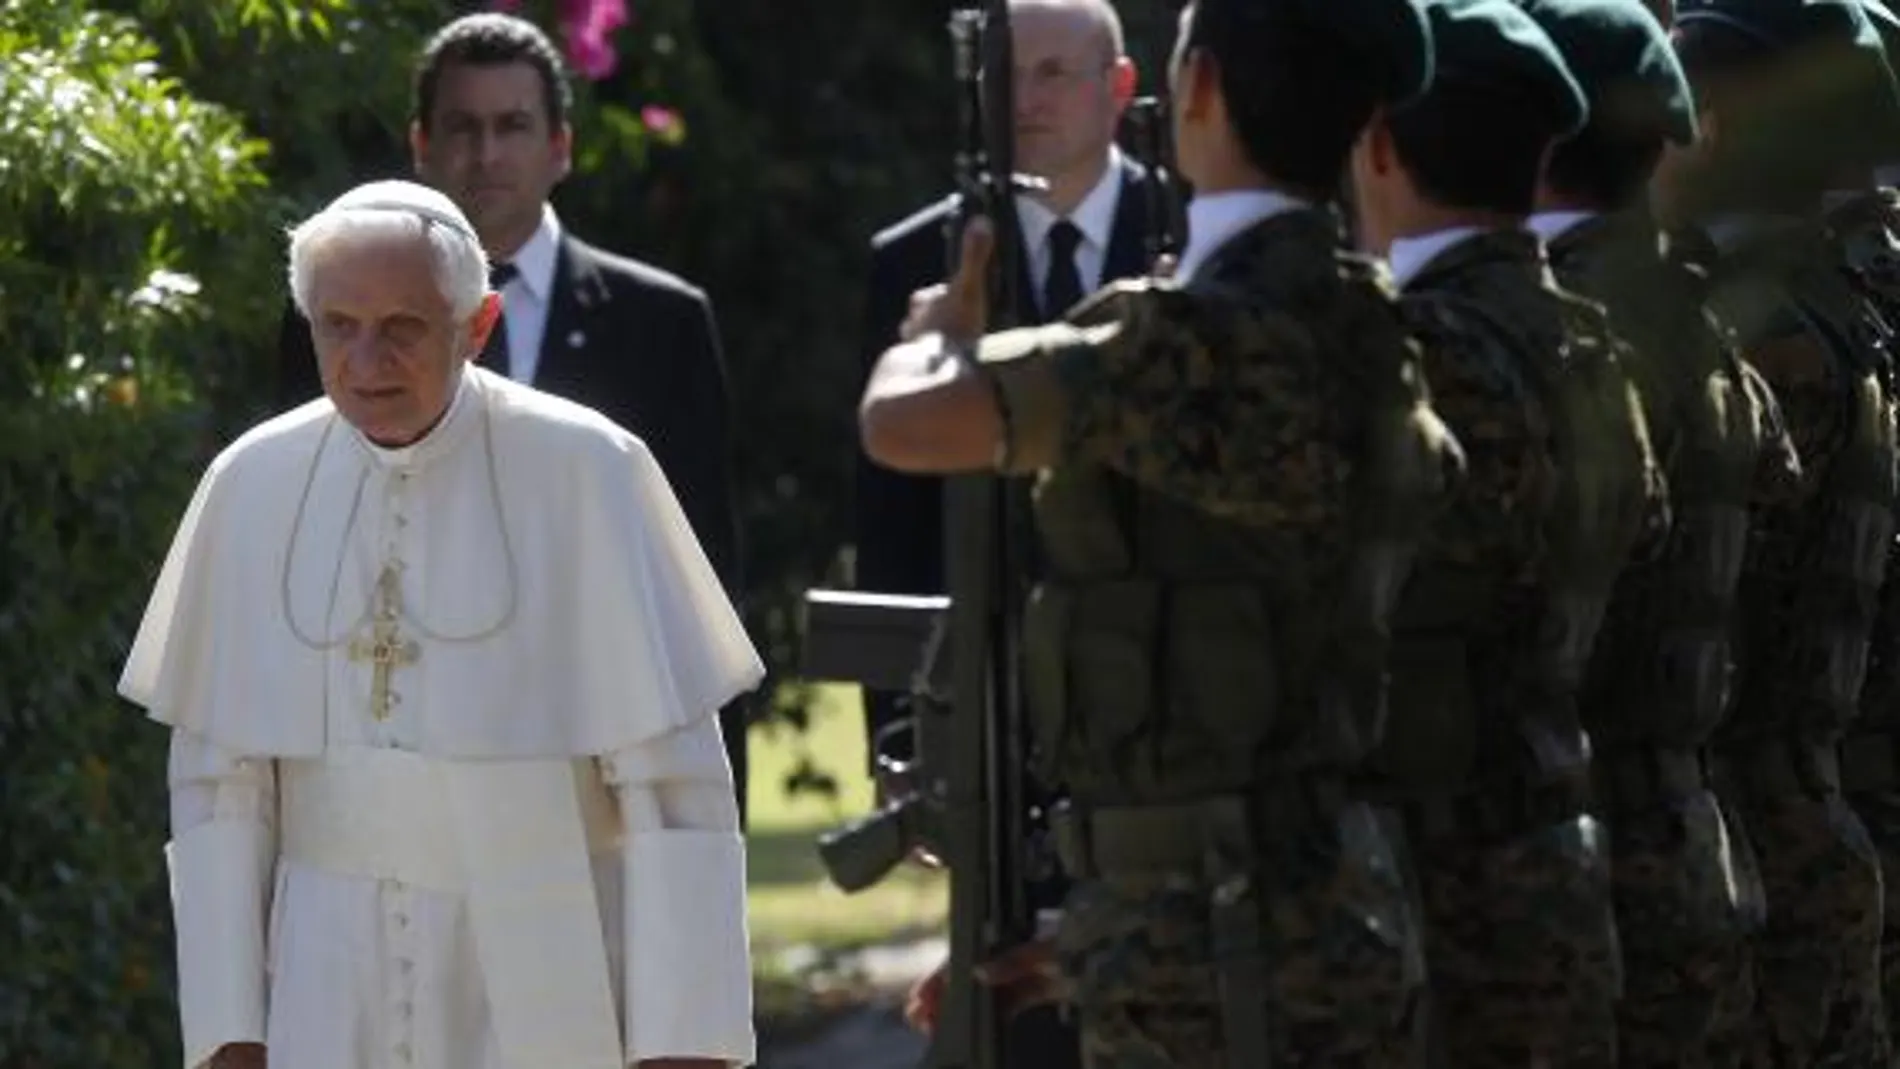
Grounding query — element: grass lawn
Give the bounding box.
[746,683,947,957]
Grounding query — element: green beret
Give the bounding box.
[1195,0,1438,105]
[1677,0,1900,160]
[1414,0,1591,134]
[1517,0,1699,144]
[1675,0,1875,50]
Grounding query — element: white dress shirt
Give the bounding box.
[1527,210,1598,246]
[1016,145,1127,298]
[1173,189,1311,284]
[493,205,562,387]
[1388,226,1491,289]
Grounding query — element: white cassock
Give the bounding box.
[119,366,765,1069]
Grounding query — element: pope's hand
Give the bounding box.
[209,1043,266,1069]
[898,219,995,346]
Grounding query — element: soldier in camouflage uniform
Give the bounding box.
[857,2,1466,1065]
[1840,0,1900,1048]
[1659,1,1900,1063]
[1348,1,1667,1065]
[1518,3,1803,1065]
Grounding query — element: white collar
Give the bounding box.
[1388,226,1490,289]
[1527,210,1598,245]
[349,365,482,471]
[499,204,562,302]
[1015,146,1125,255]
[1173,189,1310,283]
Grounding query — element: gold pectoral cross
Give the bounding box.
[348,565,420,721]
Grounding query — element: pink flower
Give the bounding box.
[559,0,630,80]
[641,105,686,145]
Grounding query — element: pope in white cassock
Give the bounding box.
[118,180,764,1069]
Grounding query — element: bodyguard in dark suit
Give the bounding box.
[855,0,1160,756]
[277,13,749,823]
[863,2,1165,1064]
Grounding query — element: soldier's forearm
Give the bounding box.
[860,335,1004,473]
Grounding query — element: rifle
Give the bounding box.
[938,3,1039,1057]
[806,4,1039,1067]
[1123,94,1188,268]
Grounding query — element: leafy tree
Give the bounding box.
[0,1,275,1061]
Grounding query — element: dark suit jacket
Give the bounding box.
[277,230,751,818]
[852,156,1157,748]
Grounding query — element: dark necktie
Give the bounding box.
[481,262,518,378]
[1042,220,1085,323]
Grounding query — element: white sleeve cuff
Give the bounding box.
[622,829,754,1065]
[166,818,272,1069]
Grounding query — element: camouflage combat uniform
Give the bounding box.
[977,205,1461,1069]
[1368,229,1664,1068]
[1685,213,1898,1068]
[1832,181,1900,1049]
[1552,210,1801,1069]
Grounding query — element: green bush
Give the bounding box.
[1,2,278,1062]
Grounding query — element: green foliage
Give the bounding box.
[0,4,257,1060]
[0,402,204,1067]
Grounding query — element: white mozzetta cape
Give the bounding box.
[120,366,763,757]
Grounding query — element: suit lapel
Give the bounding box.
[1101,156,1152,283]
[534,236,609,394]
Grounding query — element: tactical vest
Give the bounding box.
[1022,236,1451,810]
[1713,222,1898,751]
[1825,193,1900,769]
[1554,219,1770,756]
[1371,233,1662,809]
[1828,189,1900,332]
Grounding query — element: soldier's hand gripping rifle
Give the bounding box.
[802,4,1039,1067]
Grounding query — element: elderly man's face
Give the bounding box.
[307,234,496,447]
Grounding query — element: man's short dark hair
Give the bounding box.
[1387,81,1566,215]
[1185,4,1383,200]
[413,14,574,132]
[1546,123,1666,211]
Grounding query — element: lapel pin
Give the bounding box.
[568,330,586,348]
